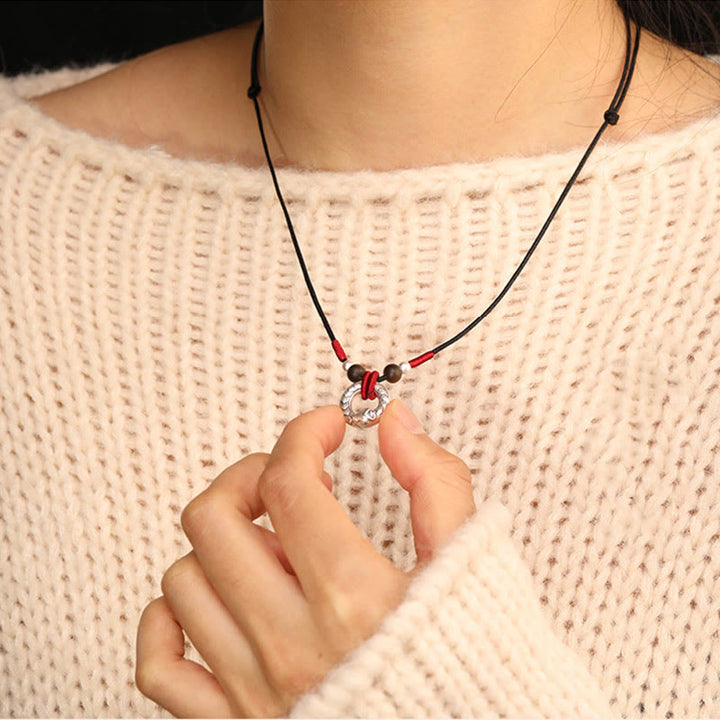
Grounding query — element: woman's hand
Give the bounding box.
[136,399,476,717]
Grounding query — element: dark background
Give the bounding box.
[0,1,264,76]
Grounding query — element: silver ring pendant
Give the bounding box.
[340,382,390,428]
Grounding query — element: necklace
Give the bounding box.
[247,15,641,428]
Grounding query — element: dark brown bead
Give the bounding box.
[347,363,365,382]
[383,363,403,383]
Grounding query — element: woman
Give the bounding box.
[1,0,719,716]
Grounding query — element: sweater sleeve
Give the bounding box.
[290,500,613,718]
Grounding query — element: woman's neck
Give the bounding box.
[258,0,642,170]
[31,0,720,171]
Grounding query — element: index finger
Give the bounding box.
[258,405,382,599]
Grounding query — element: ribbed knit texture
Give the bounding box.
[1,65,719,718]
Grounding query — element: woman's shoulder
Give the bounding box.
[25,21,263,166]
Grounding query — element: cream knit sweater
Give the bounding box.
[0,64,719,719]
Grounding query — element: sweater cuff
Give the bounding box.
[290,499,613,718]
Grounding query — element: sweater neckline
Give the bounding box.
[3,65,720,198]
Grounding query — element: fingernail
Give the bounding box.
[392,399,425,434]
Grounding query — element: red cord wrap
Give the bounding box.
[409,351,435,368]
[331,339,347,362]
[361,370,379,400]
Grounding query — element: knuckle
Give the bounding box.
[180,492,216,538]
[325,590,372,633]
[257,462,298,513]
[265,653,317,698]
[160,555,196,598]
[318,569,390,641]
[135,657,165,699]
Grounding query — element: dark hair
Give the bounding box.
[616,0,720,56]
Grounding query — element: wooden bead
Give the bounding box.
[347,363,365,382]
[383,363,403,383]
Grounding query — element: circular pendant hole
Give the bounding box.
[340,382,390,428]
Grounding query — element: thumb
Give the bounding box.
[378,399,476,565]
